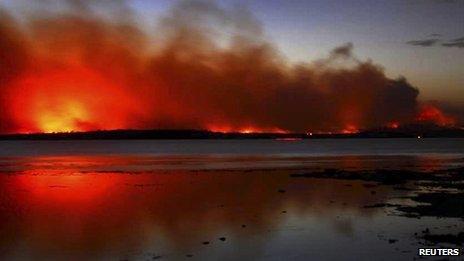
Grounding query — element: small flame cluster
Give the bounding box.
[416,105,455,126]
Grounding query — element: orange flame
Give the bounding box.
[341,124,359,134]
[387,121,399,129]
[6,67,140,133]
[207,124,288,134]
[416,105,455,126]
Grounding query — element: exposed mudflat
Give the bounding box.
[291,166,464,250]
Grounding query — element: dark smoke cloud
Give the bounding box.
[406,38,440,47]
[0,0,437,133]
[406,36,464,49]
[0,10,32,132]
[442,36,464,48]
[433,0,464,3]
[331,42,354,57]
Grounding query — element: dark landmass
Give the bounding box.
[363,123,464,138]
[290,167,464,185]
[289,165,464,246]
[397,192,464,219]
[291,166,464,221]
[1,129,300,140]
[420,232,464,246]
[1,123,463,140]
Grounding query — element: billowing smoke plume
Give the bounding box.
[0,0,457,134]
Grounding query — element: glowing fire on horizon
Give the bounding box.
[207,125,289,134]
[6,67,138,133]
[0,1,461,135]
[416,105,455,126]
[4,71,457,135]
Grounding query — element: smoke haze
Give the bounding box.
[0,0,459,133]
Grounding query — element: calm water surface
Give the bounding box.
[1,138,464,157]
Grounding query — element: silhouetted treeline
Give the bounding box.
[1,124,463,140]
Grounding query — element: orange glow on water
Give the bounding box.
[14,173,116,208]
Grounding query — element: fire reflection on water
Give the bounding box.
[0,155,460,260]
